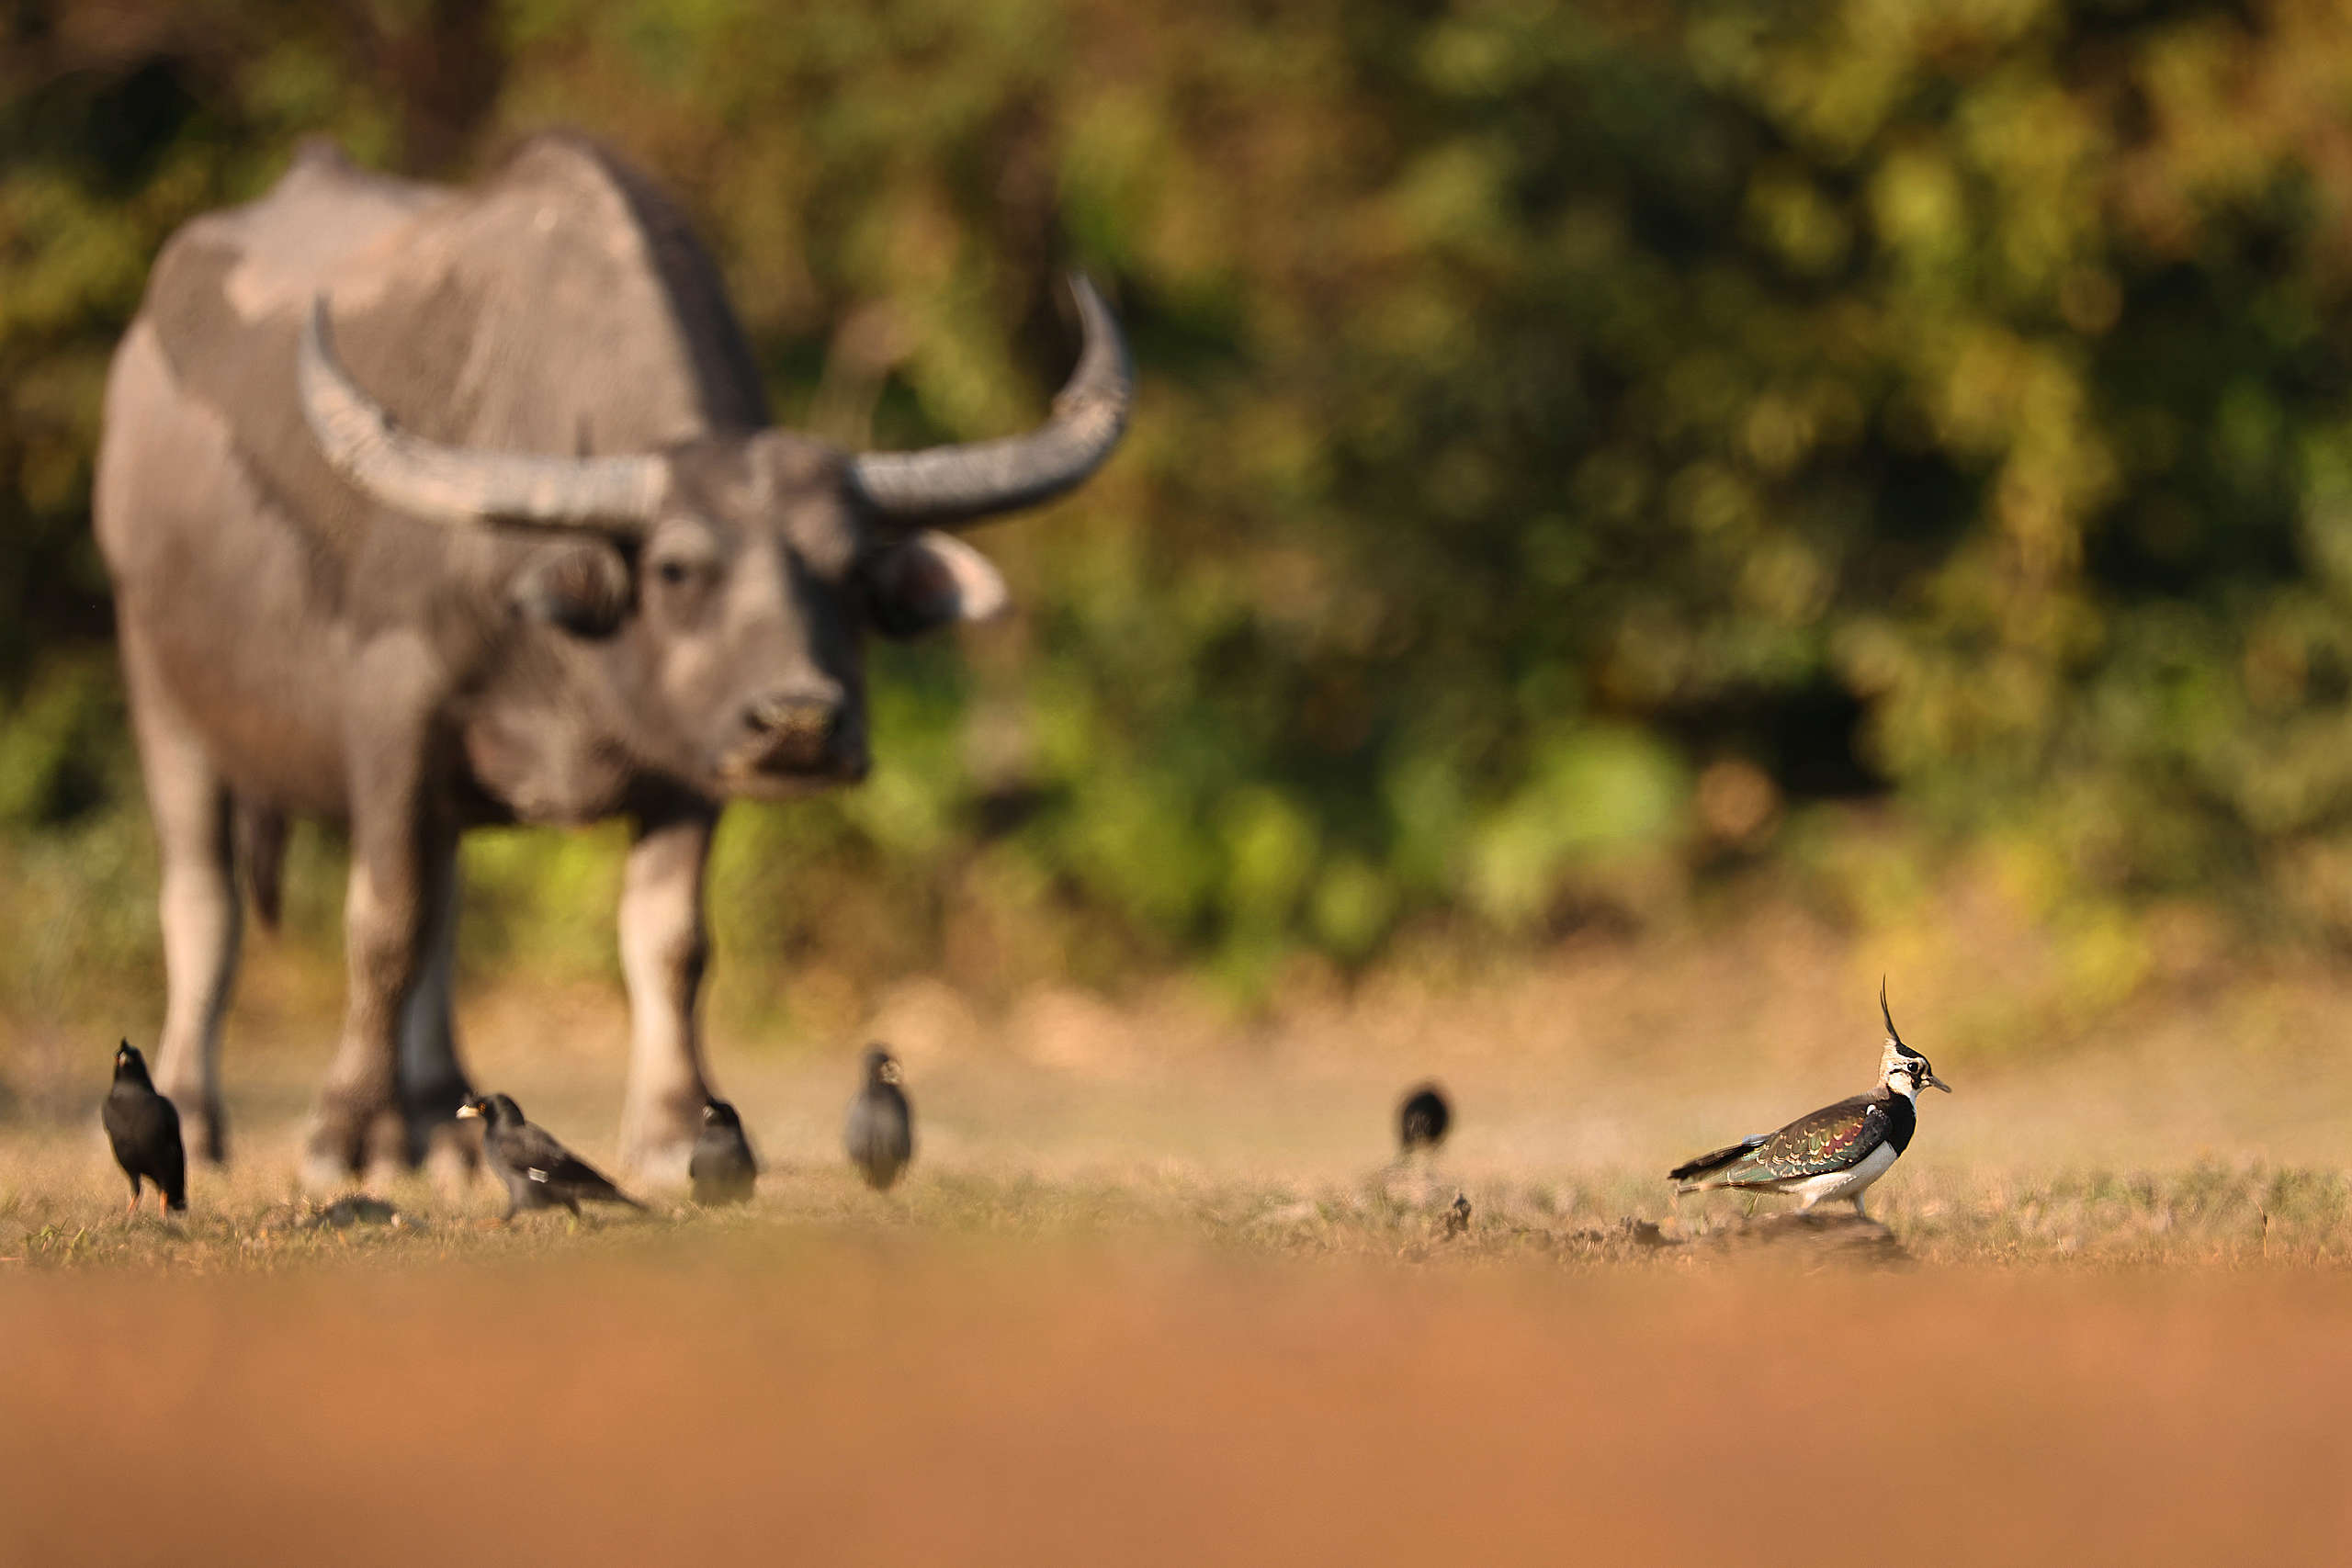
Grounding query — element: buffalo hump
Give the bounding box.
[142,132,767,558]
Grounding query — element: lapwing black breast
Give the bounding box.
[101,1041,186,1215]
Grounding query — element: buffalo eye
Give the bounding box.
[642,525,720,599]
[510,542,630,638]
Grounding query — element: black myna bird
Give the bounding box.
[1668,981,1951,1218]
[689,1098,760,1206]
[102,1041,186,1216]
[843,1044,913,1190]
[1397,1081,1452,1158]
[455,1093,644,1218]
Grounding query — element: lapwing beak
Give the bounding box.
[1924,1072,1952,1093]
[454,1102,481,1120]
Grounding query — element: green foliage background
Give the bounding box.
[9,0,2352,1029]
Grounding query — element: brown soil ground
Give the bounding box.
[5,1247,2348,1566]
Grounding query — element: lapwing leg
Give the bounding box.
[1849,1192,1869,1218]
[125,1180,141,1219]
[1675,1185,1711,1236]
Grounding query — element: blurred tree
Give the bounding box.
[12,0,2352,1021]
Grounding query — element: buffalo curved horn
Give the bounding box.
[847,273,1133,526]
[296,297,668,531]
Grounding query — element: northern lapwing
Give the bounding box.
[102,1041,186,1216]
[1668,982,1950,1217]
[1396,1082,1452,1158]
[457,1093,645,1219]
[844,1044,914,1190]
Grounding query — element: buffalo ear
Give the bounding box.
[866,530,1010,639]
[510,541,632,638]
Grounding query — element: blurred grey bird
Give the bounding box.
[843,1044,914,1190]
[102,1041,186,1216]
[457,1093,644,1219]
[689,1098,759,1206]
[1397,1082,1452,1158]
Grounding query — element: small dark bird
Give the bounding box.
[1397,1082,1452,1157]
[843,1044,914,1190]
[102,1041,186,1216]
[689,1098,760,1206]
[455,1093,644,1219]
[1667,980,1952,1218]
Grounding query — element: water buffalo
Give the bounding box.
[93,133,1130,1184]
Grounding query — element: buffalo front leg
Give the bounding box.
[616,805,718,1184]
[304,829,443,1187]
[396,840,477,1169]
[304,675,447,1189]
[121,623,240,1165]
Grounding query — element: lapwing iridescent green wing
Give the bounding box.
[1668,981,1951,1217]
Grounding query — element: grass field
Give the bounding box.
[7,931,2352,1562]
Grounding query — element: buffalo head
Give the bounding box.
[294,277,1129,798]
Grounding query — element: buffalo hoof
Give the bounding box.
[299,1105,392,1193]
[617,1097,705,1190]
[413,1113,481,1200]
[400,1081,478,1171]
[625,1137,697,1190]
[418,1134,480,1200]
[176,1097,231,1168]
[298,1138,363,1195]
